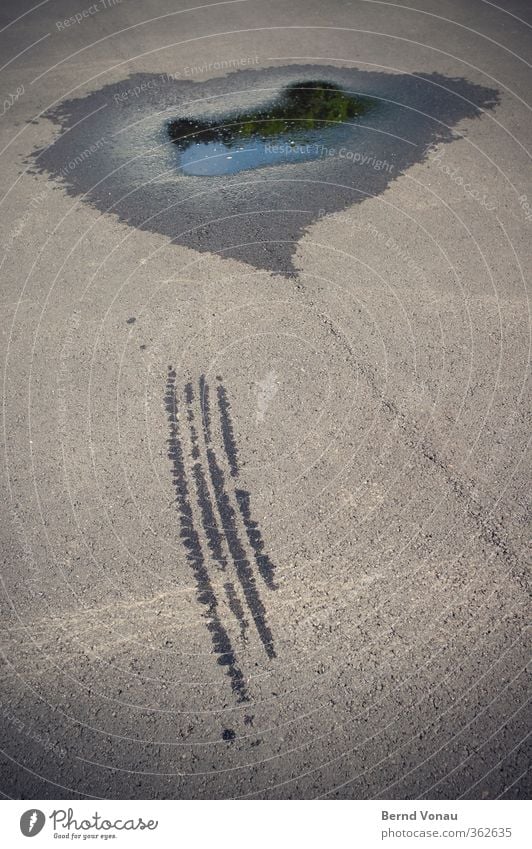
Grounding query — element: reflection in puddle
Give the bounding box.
[168,81,373,176]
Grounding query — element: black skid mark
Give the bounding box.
[199,375,211,442]
[165,368,249,702]
[216,378,277,590]
[185,381,228,572]
[200,376,276,660]
[185,382,249,643]
[216,381,239,478]
[234,489,277,590]
[184,382,200,460]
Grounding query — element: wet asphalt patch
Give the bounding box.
[29,65,499,276]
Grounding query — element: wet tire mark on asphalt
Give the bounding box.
[199,375,277,660]
[234,489,278,591]
[216,378,277,589]
[166,370,278,701]
[185,381,251,643]
[185,381,229,573]
[216,381,240,478]
[165,367,249,702]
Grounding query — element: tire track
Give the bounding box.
[185,381,249,644]
[199,376,277,660]
[165,367,249,702]
[234,489,278,590]
[216,379,277,589]
[185,381,228,572]
[216,381,239,478]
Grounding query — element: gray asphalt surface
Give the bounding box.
[0,0,530,799]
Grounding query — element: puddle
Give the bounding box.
[168,81,373,176]
[29,65,499,276]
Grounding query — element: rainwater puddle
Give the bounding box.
[167,81,373,176]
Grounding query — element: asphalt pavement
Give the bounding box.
[0,0,530,799]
